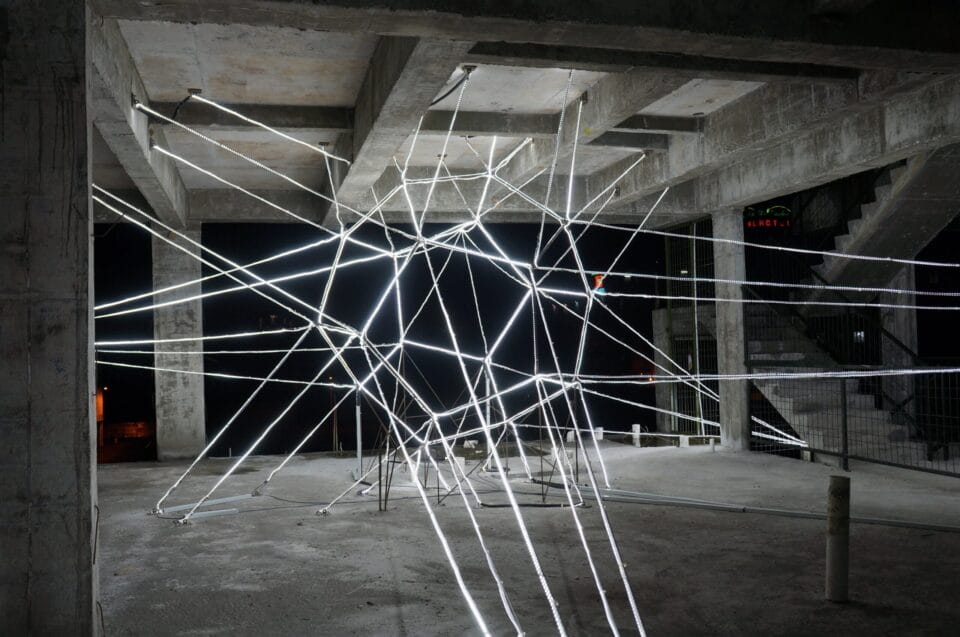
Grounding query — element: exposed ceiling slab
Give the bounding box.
[89,2,960,230]
[163,128,336,189]
[640,79,764,117]
[567,146,638,176]
[91,126,137,191]
[118,20,378,105]
[91,17,190,227]
[93,0,960,72]
[434,66,606,115]
[394,134,522,171]
[465,42,860,83]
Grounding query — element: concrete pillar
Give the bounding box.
[153,229,206,460]
[0,2,97,634]
[651,308,676,432]
[712,210,751,450]
[880,266,918,416]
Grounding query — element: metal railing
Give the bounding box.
[750,371,959,476]
[742,210,958,476]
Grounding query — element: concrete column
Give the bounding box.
[712,210,751,450]
[153,229,206,460]
[880,266,918,416]
[0,2,97,634]
[652,308,676,432]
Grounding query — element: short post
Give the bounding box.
[631,424,641,447]
[825,475,850,602]
[355,392,363,479]
[840,379,849,471]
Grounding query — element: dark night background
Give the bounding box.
[94,206,960,462]
[94,221,664,460]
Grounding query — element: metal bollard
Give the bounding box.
[825,475,850,602]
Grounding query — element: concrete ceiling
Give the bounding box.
[640,79,765,117]
[91,126,137,191]
[432,66,606,114]
[395,134,523,171]
[569,146,638,176]
[89,1,960,228]
[163,128,337,189]
[118,21,378,106]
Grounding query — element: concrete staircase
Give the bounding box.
[743,306,953,468]
[807,144,960,304]
[701,306,928,466]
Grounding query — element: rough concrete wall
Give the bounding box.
[712,211,751,450]
[0,1,96,634]
[152,229,206,460]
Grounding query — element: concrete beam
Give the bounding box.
[494,69,687,199]
[185,175,698,226]
[188,189,326,224]
[465,42,860,83]
[592,79,862,207]
[149,102,556,139]
[601,182,702,227]
[613,114,703,135]
[330,37,474,213]
[695,73,960,213]
[421,110,558,138]
[0,2,96,633]
[88,0,960,71]
[92,190,143,223]
[89,18,190,228]
[356,167,587,218]
[589,131,670,152]
[602,74,960,230]
[148,101,353,134]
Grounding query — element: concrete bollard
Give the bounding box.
[631,424,641,447]
[679,435,690,448]
[595,427,603,441]
[825,475,850,602]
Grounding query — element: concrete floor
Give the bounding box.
[98,444,960,636]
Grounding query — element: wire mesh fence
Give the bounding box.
[653,208,959,477]
[750,370,959,475]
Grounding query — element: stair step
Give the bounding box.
[750,361,837,373]
[888,163,908,183]
[754,380,877,412]
[813,254,842,277]
[755,378,857,393]
[834,233,853,252]
[859,200,882,219]
[749,352,815,363]
[748,335,816,346]
[846,218,863,235]
[748,345,829,359]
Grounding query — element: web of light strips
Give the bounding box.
[92,72,960,636]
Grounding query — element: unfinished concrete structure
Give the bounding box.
[3,1,960,634]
